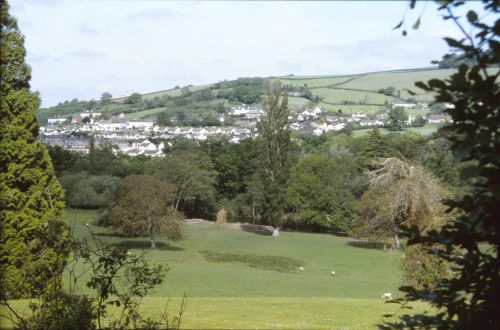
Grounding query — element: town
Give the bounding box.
[41,101,449,156]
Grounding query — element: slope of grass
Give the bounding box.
[2,208,431,329]
[278,75,362,88]
[66,208,403,299]
[333,69,457,101]
[314,88,395,105]
[288,96,311,106]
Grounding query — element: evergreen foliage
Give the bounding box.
[0,1,69,299]
[257,81,291,228]
[365,127,390,160]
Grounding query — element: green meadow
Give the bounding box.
[18,208,431,329]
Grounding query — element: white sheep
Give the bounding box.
[299,266,304,272]
[381,292,392,301]
[330,270,336,276]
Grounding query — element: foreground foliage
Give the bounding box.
[0,0,69,299]
[1,228,185,330]
[381,1,500,328]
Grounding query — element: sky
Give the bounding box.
[9,0,484,107]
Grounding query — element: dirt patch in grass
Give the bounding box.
[200,250,303,273]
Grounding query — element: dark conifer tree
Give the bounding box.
[365,127,390,160]
[0,1,69,299]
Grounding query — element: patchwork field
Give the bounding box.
[2,209,432,329]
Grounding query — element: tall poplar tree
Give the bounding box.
[0,1,69,298]
[257,81,290,234]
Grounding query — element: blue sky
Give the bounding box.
[9,0,482,107]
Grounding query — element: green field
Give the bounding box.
[314,88,395,105]
[279,75,361,88]
[319,103,381,115]
[3,209,431,329]
[353,124,441,137]
[288,96,312,106]
[276,68,461,106]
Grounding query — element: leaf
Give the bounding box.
[404,88,416,96]
[409,0,416,9]
[415,81,429,91]
[428,79,446,89]
[444,37,464,49]
[412,17,421,30]
[402,30,407,36]
[393,20,403,30]
[466,10,478,23]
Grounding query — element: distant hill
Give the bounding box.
[39,67,497,124]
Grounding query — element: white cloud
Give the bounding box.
[67,49,106,58]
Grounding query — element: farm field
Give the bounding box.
[55,209,430,328]
[278,68,459,106]
[279,75,361,88]
[314,88,395,105]
[288,96,311,106]
[353,124,441,137]
[319,103,382,114]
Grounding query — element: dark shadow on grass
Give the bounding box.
[114,240,184,251]
[94,232,124,238]
[238,224,273,236]
[346,240,386,250]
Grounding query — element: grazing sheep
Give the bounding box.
[331,270,336,276]
[381,292,392,301]
[299,266,304,272]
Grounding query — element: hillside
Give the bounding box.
[40,67,484,124]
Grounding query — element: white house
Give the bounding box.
[428,114,447,123]
[392,102,417,109]
[47,117,67,125]
[80,110,101,119]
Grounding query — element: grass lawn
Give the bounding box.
[2,209,432,329]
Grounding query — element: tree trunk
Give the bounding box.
[148,215,156,248]
[252,200,257,224]
[394,233,401,249]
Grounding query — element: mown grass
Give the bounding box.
[1,209,434,329]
